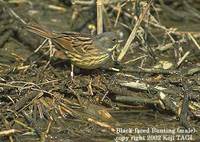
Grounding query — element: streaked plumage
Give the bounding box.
[26,24,118,69]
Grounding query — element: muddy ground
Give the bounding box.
[0,0,200,141]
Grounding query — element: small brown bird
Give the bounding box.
[26,24,119,69]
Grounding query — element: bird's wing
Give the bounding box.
[52,32,94,54]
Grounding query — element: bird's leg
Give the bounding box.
[70,64,74,81]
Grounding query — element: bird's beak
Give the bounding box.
[117,40,124,43]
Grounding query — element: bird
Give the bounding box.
[26,23,119,69]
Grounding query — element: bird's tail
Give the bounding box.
[26,23,54,39]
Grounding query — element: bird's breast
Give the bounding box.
[66,51,110,69]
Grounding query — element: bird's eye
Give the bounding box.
[112,38,117,42]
